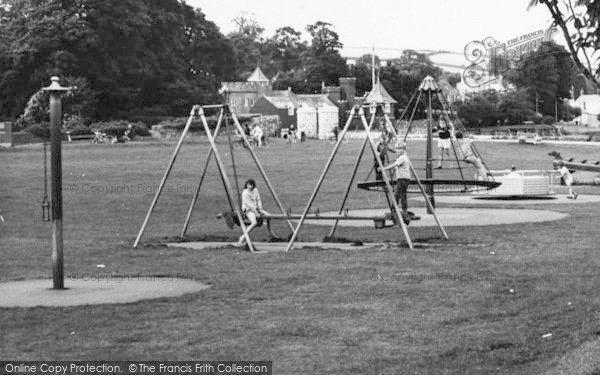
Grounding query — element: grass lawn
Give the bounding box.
[1,137,600,374]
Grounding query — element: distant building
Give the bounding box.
[572,94,600,127]
[219,66,273,114]
[250,90,339,139]
[362,76,398,117]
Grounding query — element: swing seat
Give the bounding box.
[373,211,420,228]
[218,211,263,229]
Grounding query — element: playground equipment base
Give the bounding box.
[0,278,209,308]
[168,241,388,253]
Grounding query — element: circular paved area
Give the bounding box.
[308,207,568,228]
[411,194,600,205]
[0,278,209,308]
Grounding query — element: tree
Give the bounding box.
[0,0,234,121]
[299,21,347,93]
[228,14,267,79]
[267,27,307,73]
[503,42,576,115]
[457,90,503,127]
[529,0,600,89]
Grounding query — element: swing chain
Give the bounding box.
[41,140,50,222]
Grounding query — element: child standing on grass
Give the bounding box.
[557,160,578,199]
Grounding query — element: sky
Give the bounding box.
[186,0,558,58]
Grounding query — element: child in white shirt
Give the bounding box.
[557,161,578,199]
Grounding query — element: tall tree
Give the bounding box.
[300,21,347,93]
[228,14,267,79]
[529,0,600,89]
[267,26,307,73]
[503,42,576,115]
[0,0,234,121]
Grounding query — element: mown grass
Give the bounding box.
[1,137,600,374]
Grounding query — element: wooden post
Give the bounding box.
[42,76,71,289]
[180,108,225,237]
[327,110,376,238]
[285,106,357,252]
[133,106,198,248]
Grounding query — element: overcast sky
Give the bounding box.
[186,0,557,57]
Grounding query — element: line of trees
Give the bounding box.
[1,0,591,132]
[0,0,452,130]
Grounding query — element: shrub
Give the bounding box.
[542,115,555,125]
[131,122,150,136]
[25,122,51,140]
[89,120,130,138]
[154,116,218,133]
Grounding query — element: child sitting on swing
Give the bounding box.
[237,179,278,246]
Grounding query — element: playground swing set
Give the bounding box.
[133,76,502,252]
[133,103,449,251]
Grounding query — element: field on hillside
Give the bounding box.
[1,137,600,374]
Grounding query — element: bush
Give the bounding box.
[89,120,129,138]
[131,122,150,136]
[26,122,51,140]
[154,116,218,133]
[542,115,555,125]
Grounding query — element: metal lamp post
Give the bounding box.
[42,76,72,289]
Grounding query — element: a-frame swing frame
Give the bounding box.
[133,104,294,252]
[284,103,448,252]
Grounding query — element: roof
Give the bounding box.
[296,94,337,108]
[260,93,337,110]
[365,76,397,104]
[419,75,441,92]
[247,66,270,82]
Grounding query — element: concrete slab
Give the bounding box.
[310,207,568,228]
[412,194,600,205]
[168,241,386,252]
[0,278,209,308]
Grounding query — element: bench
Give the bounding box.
[67,133,95,142]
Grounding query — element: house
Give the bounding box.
[219,66,273,114]
[572,94,600,127]
[250,90,339,139]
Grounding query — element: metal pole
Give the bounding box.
[229,111,295,232]
[402,91,423,142]
[385,111,447,241]
[362,106,413,249]
[180,109,225,237]
[408,163,449,240]
[42,76,71,289]
[327,110,376,238]
[285,106,357,252]
[133,106,198,248]
[426,90,434,213]
[198,107,255,252]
